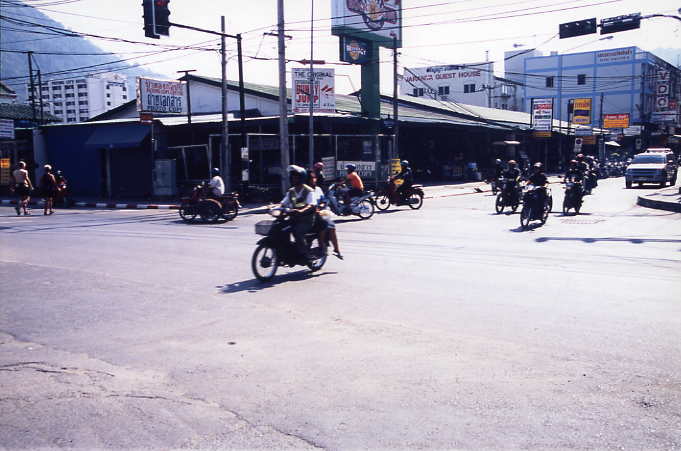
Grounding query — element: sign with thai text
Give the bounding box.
[136,77,185,114]
[571,98,592,125]
[596,47,633,63]
[0,157,10,186]
[603,113,630,129]
[292,68,335,114]
[531,98,554,132]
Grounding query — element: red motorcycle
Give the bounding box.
[179,182,239,223]
[374,177,424,211]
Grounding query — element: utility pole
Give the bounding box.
[308,0,315,169]
[37,69,44,124]
[221,16,230,192]
[392,36,399,163]
[176,69,196,124]
[27,51,36,122]
[277,0,290,194]
[237,33,248,190]
[599,92,605,161]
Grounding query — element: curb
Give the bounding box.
[636,195,681,213]
[1,199,179,210]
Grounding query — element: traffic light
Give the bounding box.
[154,0,170,36]
[600,13,641,35]
[142,0,158,39]
[559,18,597,39]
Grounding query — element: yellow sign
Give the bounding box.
[572,98,592,125]
[533,131,552,139]
[603,113,630,129]
[0,158,10,186]
[582,135,597,145]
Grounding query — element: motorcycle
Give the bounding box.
[584,170,597,195]
[179,182,239,223]
[486,177,500,195]
[251,208,327,281]
[494,178,521,214]
[325,183,375,219]
[374,177,425,211]
[562,180,584,215]
[519,184,552,229]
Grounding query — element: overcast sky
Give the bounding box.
[10,0,681,93]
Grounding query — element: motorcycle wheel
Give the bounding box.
[198,199,222,223]
[575,201,581,215]
[495,193,505,214]
[562,199,570,216]
[221,203,239,222]
[520,206,531,229]
[357,199,375,219]
[306,237,328,273]
[179,204,197,223]
[374,193,391,211]
[408,192,424,210]
[511,200,519,213]
[541,200,551,224]
[251,245,279,281]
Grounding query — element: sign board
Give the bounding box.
[331,0,402,47]
[531,98,554,132]
[322,156,337,181]
[655,69,670,111]
[582,135,597,145]
[533,131,552,139]
[603,113,629,129]
[571,98,592,125]
[339,36,373,64]
[596,47,634,64]
[136,77,185,114]
[651,111,678,124]
[574,138,583,152]
[139,112,154,124]
[400,62,491,102]
[336,160,376,178]
[0,157,11,186]
[575,127,593,136]
[292,68,335,114]
[0,119,15,139]
[623,125,642,136]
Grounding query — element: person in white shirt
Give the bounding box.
[308,171,342,259]
[209,168,225,197]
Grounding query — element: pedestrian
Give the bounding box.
[10,161,33,216]
[54,170,68,207]
[40,164,58,215]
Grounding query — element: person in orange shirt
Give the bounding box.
[343,163,364,206]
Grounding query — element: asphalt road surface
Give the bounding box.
[1,177,680,449]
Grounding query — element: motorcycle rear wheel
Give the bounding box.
[511,200,519,213]
[179,204,197,223]
[541,200,551,224]
[221,204,239,222]
[495,193,505,214]
[252,245,279,281]
[562,199,571,216]
[306,237,328,273]
[374,193,391,211]
[408,192,424,210]
[357,199,375,219]
[198,199,222,223]
[520,206,531,229]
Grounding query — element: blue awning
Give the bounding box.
[85,124,150,149]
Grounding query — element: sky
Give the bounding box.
[5,0,681,94]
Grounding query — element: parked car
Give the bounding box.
[625,149,677,188]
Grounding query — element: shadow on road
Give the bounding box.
[219,271,338,293]
[535,236,681,244]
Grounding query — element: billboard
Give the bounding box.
[339,36,373,64]
[331,0,402,47]
[136,77,185,114]
[292,68,335,114]
[603,113,630,129]
[570,98,592,125]
[400,63,491,104]
[531,98,554,132]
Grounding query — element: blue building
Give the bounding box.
[522,46,680,131]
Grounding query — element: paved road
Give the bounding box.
[1,177,680,449]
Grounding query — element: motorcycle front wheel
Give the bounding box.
[374,193,391,211]
[220,203,239,222]
[562,199,571,216]
[251,245,279,281]
[408,192,424,210]
[306,237,328,273]
[179,204,197,223]
[357,199,375,219]
[198,199,222,223]
[520,206,531,229]
[495,193,505,214]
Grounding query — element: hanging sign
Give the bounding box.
[531,98,554,132]
[292,68,335,114]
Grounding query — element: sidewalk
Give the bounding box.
[636,185,681,213]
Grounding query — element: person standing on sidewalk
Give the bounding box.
[40,165,58,215]
[10,161,33,216]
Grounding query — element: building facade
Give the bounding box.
[521,46,681,129]
[28,73,129,124]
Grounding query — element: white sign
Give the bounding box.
[0,119,15,139]
[136,77,186,114]
[336,160,376,178]
[574,127,593,136]
[623,125,642,136]
[596,47,634,63]
[651,111,678,124]
[292,68,335,114]
[400,63,491,104]
[531,98,554,132]
[332,0,401,46]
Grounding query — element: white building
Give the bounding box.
[28,73,129,124]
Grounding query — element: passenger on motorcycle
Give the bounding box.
[343,163,364,205]
[502,160,521,199]
[564,160,584,182]
[280,165,315,262]
[393,160,413,200]
[527,162,549,209]
[494,158,504,180]
[575,153,589,176]
[308,171,343,260]
[209,167,225,197]
[312,161,325,188]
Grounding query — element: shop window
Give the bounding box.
[546,76,554,88]
[577,74,586,85]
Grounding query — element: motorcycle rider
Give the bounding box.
[343,163,364,207]
[280,165,315,262]
[575,154,589,176]
[392,160,413,201]
[308,171,342,260]
[209,167,225,197]
[502,160,521,202]
[527,162,549,212]
[564,160,584,182]
[312,161,325,188]
[493,158,503,182]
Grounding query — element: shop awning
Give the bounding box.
[85,125,150,149]
[605,140,621,147]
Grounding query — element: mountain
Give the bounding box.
[0,1,163,102]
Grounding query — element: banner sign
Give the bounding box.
[292,68,335,114]
[136,77,185,114]
[571,98,592,125]
[339,36,373,64]
[603,113,630,129]
[332,0,402,47]
[0,119,15,139]
[531,98,554,132]
[336,160,375,178]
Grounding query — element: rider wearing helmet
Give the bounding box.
[392,160,413,200]
[494,158,504,180]
[280,165,315,262]
[502,160,521,201]
[565,159,584,182]
[312,161,325,187]
[344,163,364,205]
[575,153,589,174]
[209,167,225,197]
[527,162,548,209]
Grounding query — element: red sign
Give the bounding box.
[139,112,154,124]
